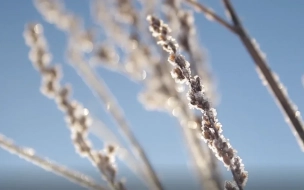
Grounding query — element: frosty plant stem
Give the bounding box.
[0,133,106,190]
[186,0,304,151]
[147,15,248,190]
[24,23,125,190]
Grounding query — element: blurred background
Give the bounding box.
[0,0,304,189]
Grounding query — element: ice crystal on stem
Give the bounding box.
[147,15,248,190]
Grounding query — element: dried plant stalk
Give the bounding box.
[24,22,125,190]
[0,133,106,190]
[186,0,304,151]
[147,15,248,190]
[221,0,304,151]
[161,4,223,188]
[185,0,236,33]
[67,46,157,190]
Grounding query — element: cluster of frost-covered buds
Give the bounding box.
[24,23,92,157]
[147,15,248,189]
[24,23,126,190]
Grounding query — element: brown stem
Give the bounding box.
[185,0,237,34]
[221,0,304,150]
[185,0,304,151]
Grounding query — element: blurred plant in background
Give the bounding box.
[1,0,304,190]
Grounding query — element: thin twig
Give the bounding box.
[221,0,304,151]
[68,46,162,190]
[0,133,107,190]
[185,0,304,151]
[185,0,237,34]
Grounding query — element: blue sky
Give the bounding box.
[0,0,304,189]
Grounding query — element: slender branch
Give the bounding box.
[0,133,107,190]
[221,0,304,151]
[67,46,162,190]
[185,0,237,34]
[186,0,304,151]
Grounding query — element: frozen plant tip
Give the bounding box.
[147,15,248,190]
